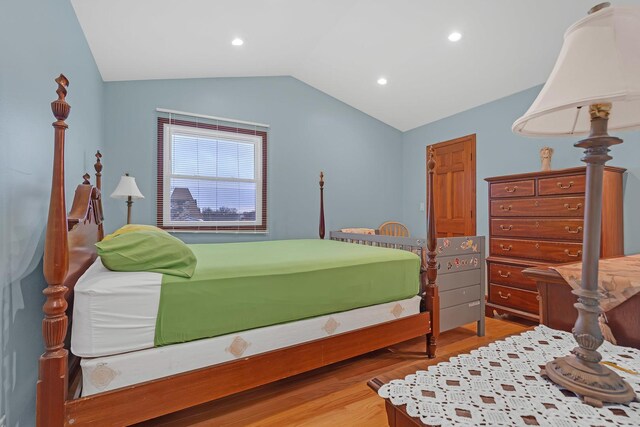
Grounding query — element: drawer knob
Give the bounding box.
[498,270,511,278]
[504,185,518,193]
[564,249,582,258]
[498,291,511,300]
[499,224,513,231]
[564,203,582,211]
[499,244,513,252]
[565,226,583,234]
[500,205,512,212]
[557,181,574,190]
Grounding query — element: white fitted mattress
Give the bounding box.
[80,294,422,396]
[72,258,163,358]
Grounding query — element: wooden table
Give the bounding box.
[367,340,524,427]
[369,323,640,427]
[368,322,640,426]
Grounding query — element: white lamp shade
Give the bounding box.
[513,6,640,136]
[111,175,145,200]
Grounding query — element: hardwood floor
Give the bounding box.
[136,317,531,427]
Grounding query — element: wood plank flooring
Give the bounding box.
[137,317,531,427]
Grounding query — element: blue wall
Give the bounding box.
[0,0,104,425]
[401,85,640,254]
[103,77,403,242]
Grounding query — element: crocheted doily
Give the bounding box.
[378,326,640,426]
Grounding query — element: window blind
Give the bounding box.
[157,112,268,232]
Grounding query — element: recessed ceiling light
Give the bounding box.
[231,38,244,46]
[448,32,462,42]
[377,77,388,85]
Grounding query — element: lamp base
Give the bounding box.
[542,355,636,407]
[126,197,133,224]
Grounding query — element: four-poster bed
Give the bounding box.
[36,75,440,426]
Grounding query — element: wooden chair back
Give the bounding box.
[378,221,410,237]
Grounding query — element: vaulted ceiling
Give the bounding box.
[71,0,631,131]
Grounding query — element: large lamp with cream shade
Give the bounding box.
[513,3,639,406]
[111,173,145,224]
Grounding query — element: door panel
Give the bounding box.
[428,135,476,238]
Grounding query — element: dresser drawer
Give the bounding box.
[488,261,537,291]
[438,269,482,292]
[490,218,584,241]
[490,179,535,198]
[538,174,586,196]
[441,302,482,333]
[490,196,585,217]
[489,284,539,314]
[490,238,583,262]
[440,284,481,309]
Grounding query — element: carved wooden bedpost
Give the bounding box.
[94,150,102,191]
[425,147,440,358]
[37,74,71,427]
[319,171,325,239]
[94,150,104,241]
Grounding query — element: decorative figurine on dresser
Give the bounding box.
[485,166,625,321]
[539,146,554,171]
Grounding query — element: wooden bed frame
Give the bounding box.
[36,75,440,426]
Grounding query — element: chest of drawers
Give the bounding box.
[436,236,485,336]
[485,166,625,321]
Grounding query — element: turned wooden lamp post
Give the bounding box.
[111,173,144,224]
[513,3,640,406]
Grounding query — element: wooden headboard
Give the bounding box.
[37,75,104,423]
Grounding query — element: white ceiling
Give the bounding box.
[71,0,631,131]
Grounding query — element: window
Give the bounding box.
[157,117,267,232]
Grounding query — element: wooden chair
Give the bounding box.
[378,221,410,237]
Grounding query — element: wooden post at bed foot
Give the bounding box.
[319,171,325,239]
[37,74,71,427]
[425,147,440,358]
[94,151,105,241]
[427,331,438,358]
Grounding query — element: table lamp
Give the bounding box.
[513,3,640,406]
[111,173,144,224]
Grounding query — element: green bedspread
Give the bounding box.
[155,239,420,346]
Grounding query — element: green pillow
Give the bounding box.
[96,230,197,278]
[102,224,169,242]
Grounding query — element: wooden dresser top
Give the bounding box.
[485,165,626,182]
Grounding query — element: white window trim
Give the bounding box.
[162,123,263,228]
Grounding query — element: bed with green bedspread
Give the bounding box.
[155,239,420,346]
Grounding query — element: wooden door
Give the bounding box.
[427,134,476,237]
